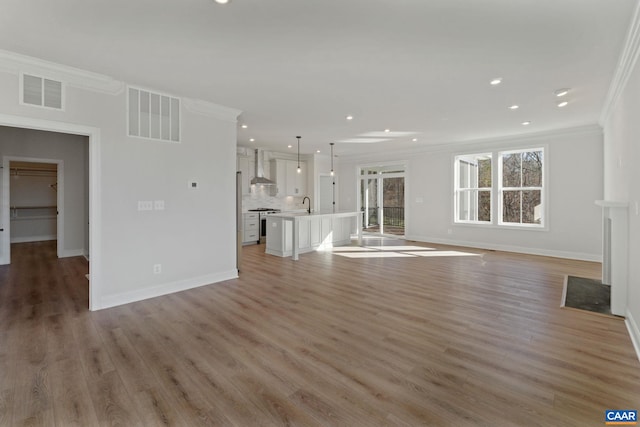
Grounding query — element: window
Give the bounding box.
[500,149,543,226]
[454,147,545,228]
[454,153,492,223]
[128,87,180,142]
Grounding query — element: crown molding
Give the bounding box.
[600,0,640,124]
[0,49,124,95]
[182,98,242,122]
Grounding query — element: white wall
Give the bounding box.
[603,37,640,357]
[0,52,240,309]
[338,126,604,261]
[1,128,87,251]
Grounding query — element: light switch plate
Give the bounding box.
[138,200,153,211]
[154,200,165,211]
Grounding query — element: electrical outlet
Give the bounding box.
[447,228,453,235]
[153,264,162,274]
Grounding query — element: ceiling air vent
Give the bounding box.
[128,87,180,142]
[22,74,63,109]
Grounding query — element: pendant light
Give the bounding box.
[330,142,335,176]
[296,136,301,174]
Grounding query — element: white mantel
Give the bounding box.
[595,200,629,316]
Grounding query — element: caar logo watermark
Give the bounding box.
[605,410,637,425]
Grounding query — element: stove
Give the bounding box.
[248,208,281,242]
[248,208,281,213]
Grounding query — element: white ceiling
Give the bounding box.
[0,0,635,156]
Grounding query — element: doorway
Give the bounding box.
[0,114,100,310]
[359,164,405,237]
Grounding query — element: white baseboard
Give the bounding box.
[97,269,239,310]
[404,235,601,262]
[625,309,640,362]
[10,235,56,243]
[60,249,86,258]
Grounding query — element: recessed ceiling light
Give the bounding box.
[412,138,418,142]
[316,150,321,153]
[249,138,255,142]
[557,101,568,108]
[555,88,570,97]
[490,78,503,85]
[241,124,248,129]
[384,129,390,133]
[287,144,292,148]
[509,105,519,110]
[521,121,531,126]
[346,115,354,120]
[214,0,230,4]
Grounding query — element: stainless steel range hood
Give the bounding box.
[250,149,276,186]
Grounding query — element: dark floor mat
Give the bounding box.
[562,276,611,315]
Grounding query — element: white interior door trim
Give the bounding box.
[0,113,101,311]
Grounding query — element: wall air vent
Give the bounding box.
[21,74,63,110]
[128,87,180,142]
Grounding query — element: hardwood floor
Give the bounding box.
[1,239,639,426]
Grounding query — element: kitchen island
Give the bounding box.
[265,211,362,260]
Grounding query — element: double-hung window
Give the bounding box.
[454,153,492,223]
[499,149,544,226]
[454,147,545,228]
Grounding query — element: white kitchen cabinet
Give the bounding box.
[270,158,306,196]
[242,212,259,244]
[265,211,361,259]
[237,156,255,195]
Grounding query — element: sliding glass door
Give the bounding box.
[359,165,405,236]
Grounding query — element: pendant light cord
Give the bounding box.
[296,136,301,173]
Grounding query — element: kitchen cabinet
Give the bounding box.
[270,159,306,196]
[265,211,362,260]
[237,156,255,195]
[242,212,259,244]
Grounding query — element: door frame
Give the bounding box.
[0,113,101,311]
[357,161,407,237]
[2,156,64,259]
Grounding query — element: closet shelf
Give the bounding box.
[10,206,56,210]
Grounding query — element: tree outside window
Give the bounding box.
[500,149,543,225]
[453,148,545,228]
[454,153,492,223]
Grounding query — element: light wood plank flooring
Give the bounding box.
[1,239,639,426]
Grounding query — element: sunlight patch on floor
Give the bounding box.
[330,241,481,259]
[333,252,417,258]
[404,250,480,257]
[328,246,377,252]
[361,245,436,251]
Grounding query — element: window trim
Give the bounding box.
[497,147,545,228]
[453,152,492,225]
[453,146,548,230]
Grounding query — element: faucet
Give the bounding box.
[302,196,311,214]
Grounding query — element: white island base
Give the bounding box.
[265,211,362,260]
